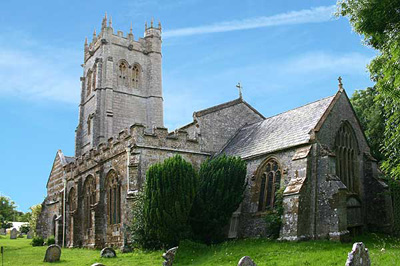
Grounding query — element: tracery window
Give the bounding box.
[258,159,282,212]
[86,70,92,96]
[68,187,77,212]
[118,61,128,87]
[131,65,140,89]
[335,121,358,192]
[83,175,96,230]
[106,170,121,224]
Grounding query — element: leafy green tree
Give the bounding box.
[338,0,400,179]
[29,204,42,236]
[350,87,385,162]
[143,155,197,248]
[0,195,17,228]
[190,155,247,244]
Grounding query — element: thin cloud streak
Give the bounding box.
[163,5,336,38]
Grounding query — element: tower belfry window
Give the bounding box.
[132,65,140,89]
[118,62,128,87]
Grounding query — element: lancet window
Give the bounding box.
[68,187,77,212]
[83,175,96,230]
[335,121,358,192]
[117,61,128,87]
[106,170,121,225]
[86,70,92,96]
[131,65,140,89]
[258,159,282,212]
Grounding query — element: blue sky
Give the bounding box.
[0,0,375,211]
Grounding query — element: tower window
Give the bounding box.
[131,65,140,89]
[118,62,128,87]
[258,159,281,212]
[86,70,92,96]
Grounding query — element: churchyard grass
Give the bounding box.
[0,233,399,265]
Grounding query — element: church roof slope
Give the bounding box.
[194,98,265,119]
[221,95,336,159]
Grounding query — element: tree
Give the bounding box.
[190,155,247,244]
[338,0,400,179]
[0,195,17,228]
[142,155,197,248]
[29,204,42,236]
[350,87,385,162]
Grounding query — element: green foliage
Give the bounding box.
[190,155,247,244]
[142,155,198,248]
[338,0,400,179]
[387,179,400,235]
[31,236,44,246]
[46,236,55,245]
[264,187,284,239]
[20,224,30,234]
[350,87,385,162]
[29,204,42,237]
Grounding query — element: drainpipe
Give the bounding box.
[126,147,130,194]
[62,171,67,248]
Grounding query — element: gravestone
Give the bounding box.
[44,244,61,262]
[10,228,17,239]
[238,256,257,266]
[345,242,371,266]
[100,247,116,258]
[27,230,33,239]
[0,228,6,235]
[91,263,106,266]
[162,246,178,266]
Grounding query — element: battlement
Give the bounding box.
[84,14,162,63]
[66,123,204,172]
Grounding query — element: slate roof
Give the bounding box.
[221,95,336,159]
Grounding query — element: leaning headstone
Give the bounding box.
[162,246,178,266]
[18,232,24,238]
[0,228,6,235]
[345,242,371,266]
[100,247,116,258]
[91,263,106,266]
[27,230,33,239]
[10,228,17,239]
[44,244,61,262]
[238,256,257,266]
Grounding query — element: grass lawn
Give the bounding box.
[0,234,399,265]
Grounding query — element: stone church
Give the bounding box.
[38,15,393,248]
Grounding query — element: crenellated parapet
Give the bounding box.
[65,123,206,175]
[84,14,162,63]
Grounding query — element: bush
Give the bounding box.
[190,155,247,244]
[264,187,284,239]
[47,236,55,245]
[31,236,44,246]
[20,224,30,234]
[142,155,198,248]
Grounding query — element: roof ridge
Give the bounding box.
[194,98,242,117]
[263,94,335,121]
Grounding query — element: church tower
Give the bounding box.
[75,15,163,156]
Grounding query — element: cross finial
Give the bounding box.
[338,76,343,90]
[236,82,243,99]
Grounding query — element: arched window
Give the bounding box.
[131,65,140,89]
[335,122,358,192]
[106,170,121,225]
[83,175,96,231]
[258,159,282,212]
[68,187,76,212]
[86,70,92,96]
[117,61,128,87]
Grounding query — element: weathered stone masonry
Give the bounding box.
[39,15,394,248]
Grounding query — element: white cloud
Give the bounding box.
[0,43,81,104]
[164,5,336,38]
